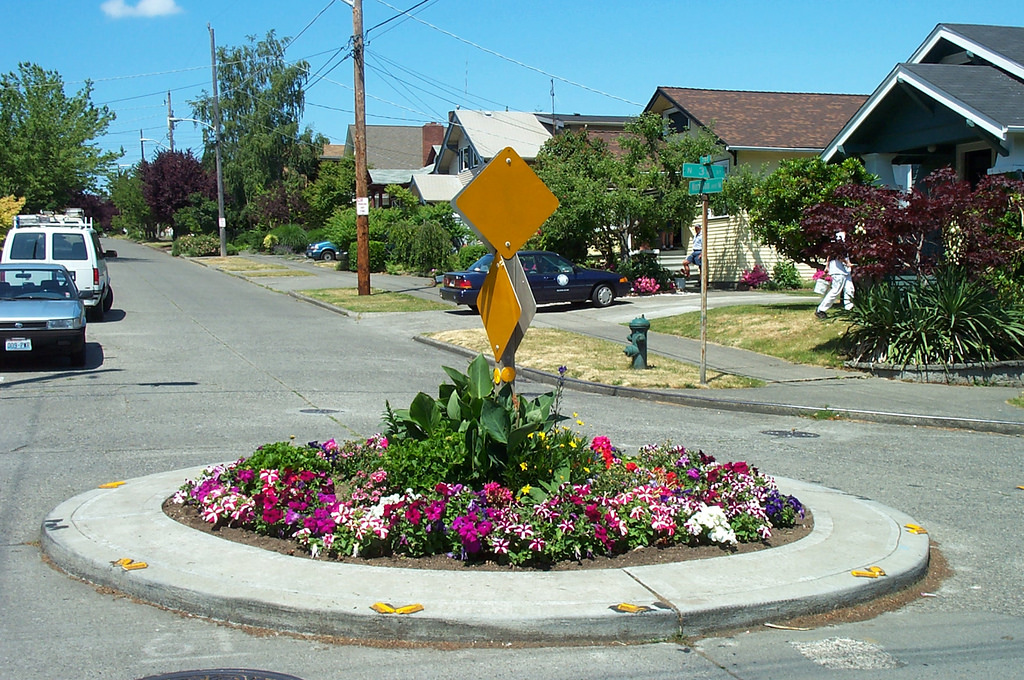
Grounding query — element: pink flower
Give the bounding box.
[490,537,510,554]
[529,537,547,552]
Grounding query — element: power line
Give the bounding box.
[372,0,643,108]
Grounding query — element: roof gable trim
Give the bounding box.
[911,25,1024,81]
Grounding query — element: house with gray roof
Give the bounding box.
[823,23,1024,187]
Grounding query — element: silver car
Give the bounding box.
[0,263,87,366]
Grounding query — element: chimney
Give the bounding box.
[421,123,444,166]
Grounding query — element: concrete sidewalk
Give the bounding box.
[227,253,1023,436]
[41,468,929,643]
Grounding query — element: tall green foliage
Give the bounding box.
[0,63,117,212]
[108,167,156,240]
[741,157,876,267]
[844,268,1024,366]
[192,31,327,221]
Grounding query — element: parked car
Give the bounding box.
[305,240,343,261]
[0,263,87,366]
[440,251,630,311]
[1,210,116,322]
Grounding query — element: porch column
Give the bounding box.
[989,132,1024,176]
[862,153,899,188]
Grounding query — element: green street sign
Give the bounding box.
[709,165,727,179]
[688,178,724,195]
[682,163,710,179]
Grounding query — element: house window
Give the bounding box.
[458,146,478,172]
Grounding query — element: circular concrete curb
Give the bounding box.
[41,468,929,644]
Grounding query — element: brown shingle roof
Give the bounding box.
[653,87,868,150]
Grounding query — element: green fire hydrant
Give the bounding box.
[624,315,650,369]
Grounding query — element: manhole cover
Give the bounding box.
[761,429,820,438]
[137,670,304,680]
[299,408,339,415]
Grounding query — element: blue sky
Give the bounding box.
[4,0,1024,167]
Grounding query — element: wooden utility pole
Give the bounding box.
[209,24,227,258]
[167,91,174,152]
[352,0,370,295]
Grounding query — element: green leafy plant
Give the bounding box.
[171,233,220,257]
[618,251,673,292]
[383,354,575,489]
[844,267,1024,366]
[770,260,802,290]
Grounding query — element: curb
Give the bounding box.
[41,469,929,644]
[413,336,1024,436]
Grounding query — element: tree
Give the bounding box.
[0,63,118,212]
[533,129,618,263]
[140,150,217,238]
[802,167,1024,287]
[0,195,27,241]
[614,113,722,258]
[108,166,156,240]
[192,31,328,218]
[741,157,875,267]
[303,157,356,227]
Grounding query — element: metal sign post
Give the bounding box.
[684,157,727,386]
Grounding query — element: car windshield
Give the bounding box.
[0,268,76,300]
[467,253,494,272]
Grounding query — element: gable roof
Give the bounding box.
[648,87,868,151]
[344,124,431,169]
[823,23,1024,162]
[450,110,553,161]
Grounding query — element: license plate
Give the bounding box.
[6,338,31,351]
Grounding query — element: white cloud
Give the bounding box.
[101,0,183,18]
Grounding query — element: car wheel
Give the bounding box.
[70,347,86,367]
[468,305,480,315]
[591,284,614,308]
[87,303,104,323]
[321,250,335,262]
[102,286,114,312]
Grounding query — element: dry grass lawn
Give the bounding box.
[300,287,450,313]
[427,328,761,389]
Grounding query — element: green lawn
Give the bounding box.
[299,287,451,313]
[647,302,851,368]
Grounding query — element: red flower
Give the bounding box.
[625,462,638,472]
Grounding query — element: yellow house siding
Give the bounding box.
[682,212,815,285]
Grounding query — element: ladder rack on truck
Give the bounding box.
[13,209,93,230]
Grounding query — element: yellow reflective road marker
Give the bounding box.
[99,481,126,489]
[371,602,423,615]
[904,523,928,534]
[111,558,148,571]
[612,603,651,613]
[851,566,886,578]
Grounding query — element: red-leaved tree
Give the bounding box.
[139,150,217,238]
[802,167,1024,283]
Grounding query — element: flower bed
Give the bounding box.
[174,436,803,567]
[173,355,803,567]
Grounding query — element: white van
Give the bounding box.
[2,210,116,321]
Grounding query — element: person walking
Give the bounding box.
[815,231,854,319]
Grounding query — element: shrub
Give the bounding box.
[741,264,770,288]
[455,243,489,269]
[770,260,802,289]
[844,267,1024,365]
[267,223,309,253]
[357,240,387,272]
[619,252,673,291]
[172,234,219,257]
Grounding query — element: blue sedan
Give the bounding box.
[440,251,630,311]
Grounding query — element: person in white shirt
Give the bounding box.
[680,225,703,278]
[816,231,854,319]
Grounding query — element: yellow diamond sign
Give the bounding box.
[478,257,522,361]
[453,147,559,260]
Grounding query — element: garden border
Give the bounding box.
[846,360,1024,387]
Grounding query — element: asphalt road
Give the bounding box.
[1,239,1022,680]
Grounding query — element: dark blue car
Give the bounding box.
[440,251,630,311]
